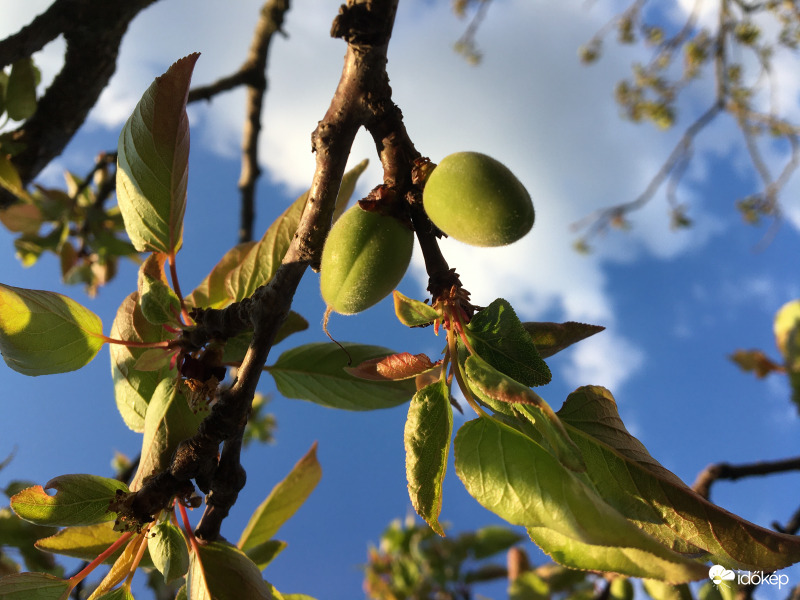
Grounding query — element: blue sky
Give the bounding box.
[1,1,800,598]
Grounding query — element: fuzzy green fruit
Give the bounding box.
[422,151,534,247]
[320,205,413,315]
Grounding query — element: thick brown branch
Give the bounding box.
[692,455,800,500]
[1,0,160,209]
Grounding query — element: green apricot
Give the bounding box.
[320,204,413,315]
[422,151,534,247]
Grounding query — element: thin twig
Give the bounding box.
[692,455,800,500]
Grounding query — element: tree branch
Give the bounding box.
[692,455,800,500]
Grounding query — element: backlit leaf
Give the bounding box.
[557,386,800,572]
[243,540,287,570]
[454,416,709,582]
[239,443,321,553]
[186,241,257,309]
[88,532,144,599]
[0,154,31,201]
[148,521,189,583]
[0,572,70,599]
[187,541,275,600]
[268,342,415,410]
[110,293,176,432]
[138,253,181,326]
[36,522,152,566]
[466,299,550,386]
[130,378,205,491]
[393,290,438,327]
[11,475,127,527]
[522,321,605,358]
[345,352,437,381]
[404,380,452,536]
[0,284,104,376]
[331,158,369,223]
[6,58,38,121]
[116,53,199,254]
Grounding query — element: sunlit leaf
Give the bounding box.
[345,352,437,381]
[331,158,369,223]
[268,342,416,410]
[138,253,181,326]
[239,443,321,555]
[116,53,199,255]
[186,241,257,309]
[88,532,144,599]
[465,299,551,386]
[404,380,452,536]
[220,311,309,365]
[454,416,709,582]
[148,520,189,584]
[464,353,585,473]
[0,572,70,599]
[11,475,127,527]
[94,587,135,600]
[36,522,152,566]
[110,292,177,432]
[187,541,275,600]
[393,291,438,327]
[0,284,105,376]
[522,321,605,358]
[557,386,800,572]
[243,539,287,570]
[0,154,31,202]
[130,378,205,491]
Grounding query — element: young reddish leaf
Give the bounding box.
[466,298,551,387]
[130,378,205,491]
[522,321,605,358]
[187,540,275,600]
[464,353,585,472]
[0,572,70,599]
[11,475,128,527]
[454,417,709,582]
[558,385,800,573]
[728,349,782,378]
[404,380,452,537]
[110,292,176,432]
[268,342,416,410]
[148,521,190,584]
[0,284,105,376]
[116,53,199,255]
[393,291,439,327]
[0,202,42,233]
[345,352,438,381]
[238,443,321,554]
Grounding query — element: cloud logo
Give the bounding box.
[709,565,736,586]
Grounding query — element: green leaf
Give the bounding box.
[238,443,321,554]
[331,158,369,223]
[88,533,141,599]
[464,353,585,472]
[0,154,31,201]
[110,292,176,432]
[466,299,551,386]
[188,160,368,309]
[220,311,309,365]
[129,407,189,507]
[94,587,135,600]
[138,253,181,326]
[187,541,276,600]
[11,475,127,527]
[5,58,38,121]
[268,342,416,410]
[557,385,800,572]
[148,521,190,584]
[404,380,452,536]
[0,507,58,573]
[130,378,205,491]
[454,416,709,582]
[508,570,550,600]
[0,284,105,376]
[186,242,257,309]
[522,321,605,358]
[469,525,524,559]
[642,581,692,600]
[393,291,438,327]
[35,522,152,566]
[0,572,70,599]
[243,539,287,570]
[116,53,199,254]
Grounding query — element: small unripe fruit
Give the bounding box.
[320,205,413,315]
[422,151,534,247]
